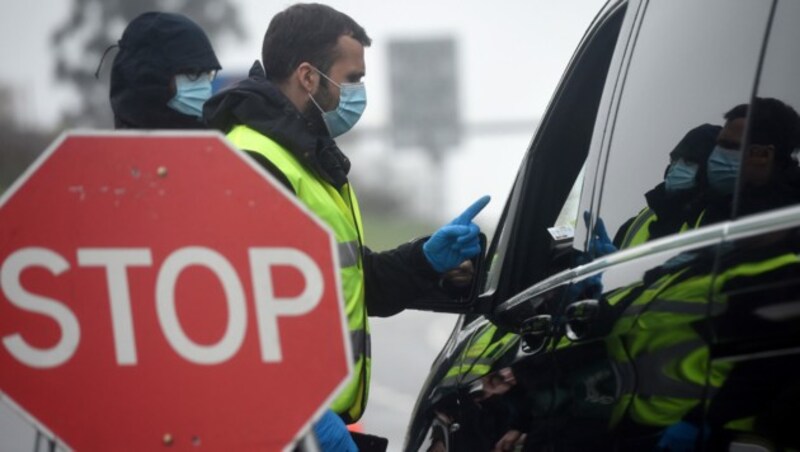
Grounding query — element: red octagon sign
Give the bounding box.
[0,132,351,451]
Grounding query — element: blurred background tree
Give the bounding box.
[51,0,246,128]
[0,85,57,193]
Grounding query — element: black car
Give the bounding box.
[405,0,800,450]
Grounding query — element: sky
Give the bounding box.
[0,0,606,127]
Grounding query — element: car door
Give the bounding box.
[492,0,776,450]
[403,2,631,450]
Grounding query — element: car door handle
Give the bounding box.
[565,299,600,341]
[519,314,552,353]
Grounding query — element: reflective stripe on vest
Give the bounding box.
[226,125,370,422]
[339,240,361,268]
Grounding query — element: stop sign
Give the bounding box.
[0,131,351,451]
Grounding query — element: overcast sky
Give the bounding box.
[0,0,607,129]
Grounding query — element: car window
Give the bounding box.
[732,0,800,218]
[554,165,585,230]
[482,167,521,297]
[758,1,800,109]
[590,0,772,252]
[481,4,627,301]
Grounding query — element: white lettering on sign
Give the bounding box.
[249,248,323,362]
[0,246,326,368]
[77,248,152,365]
[1,247,80,368]
[156,247,247,365]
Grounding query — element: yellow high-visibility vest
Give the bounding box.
[227,125,370,423]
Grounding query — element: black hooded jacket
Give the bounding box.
[612,181,707,248]
[204,62,452,317]
[110,12,221,129]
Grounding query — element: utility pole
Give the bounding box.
[388,37,461,223]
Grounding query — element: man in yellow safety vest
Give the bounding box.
[204,3,490,450]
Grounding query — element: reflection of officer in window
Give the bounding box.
[613,124,721,249]
[619,98,800,451]
[697,97,800,226]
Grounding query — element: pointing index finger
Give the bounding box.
[453,195,491,225]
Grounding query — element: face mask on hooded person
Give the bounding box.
[664,158,699,194]
[663,123,722,195]
[167,72,215,118]
[306,66,367,137]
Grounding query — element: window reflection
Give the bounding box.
[744,0,800,217]
[612,124,720,250]
[596,0,771,249]
[710,98,799,222]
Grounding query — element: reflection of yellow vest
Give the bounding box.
[227,125,370,423]
[608,267,727,428]
[620,207,658,249]
[621,207,691,249]
[441,323,518,388]
[608,252,800,429]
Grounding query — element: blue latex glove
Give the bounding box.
[311,410,358,451]
[656,421,705,452]
[583,211,617,258]
[423,195,491,273]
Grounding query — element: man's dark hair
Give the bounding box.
[724,97,800,164]
[261,3,371,83]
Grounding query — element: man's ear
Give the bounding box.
[295,62,318,94]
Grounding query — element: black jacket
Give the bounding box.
[204,62,450,317]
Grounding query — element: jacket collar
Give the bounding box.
[204,61,351,189]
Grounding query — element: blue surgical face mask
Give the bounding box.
[707,145,741,195]
[664,158,699,194]
[168,74,213,118]
[308,67,367,137]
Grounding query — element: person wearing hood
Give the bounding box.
[108,11,221,129]
[203,3,489,450]
[613,123,721,250]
